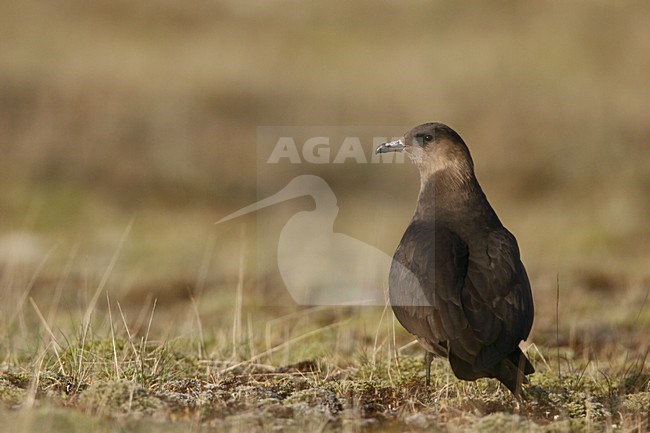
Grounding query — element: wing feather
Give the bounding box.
[389,222,469,344]
[390,222,534,375]
[462,229,534,371]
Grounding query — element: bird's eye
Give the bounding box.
[423,135,434,143]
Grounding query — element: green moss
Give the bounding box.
[463,413,544,433]
[621,392,650,413]
[77,380,165,418]
[284,388,343,415]
[0,406,196,433]
[543,418,588,433]
[0,375,27,406]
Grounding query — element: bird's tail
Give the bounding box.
[495,347,535,395]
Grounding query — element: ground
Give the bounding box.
[0,271,648,432]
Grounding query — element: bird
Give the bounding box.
[376,122,535,395]
[217,175,415,306]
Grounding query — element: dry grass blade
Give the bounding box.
[221,320,349,373]
[29,297,64,374]
[82,218,134,337]
[231,226,246,360]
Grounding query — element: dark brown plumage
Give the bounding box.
[376,122,534,395]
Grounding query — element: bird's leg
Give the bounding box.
[517,384,533,402]
[424,352,434,387]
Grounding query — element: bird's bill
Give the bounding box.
[375,139,404,154]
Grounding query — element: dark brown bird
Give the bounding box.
[376,122,534,395]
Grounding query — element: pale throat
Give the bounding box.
[413,153,472,193]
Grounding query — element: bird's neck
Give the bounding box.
[413,168,500,230]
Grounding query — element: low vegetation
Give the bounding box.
[0,259,648,432]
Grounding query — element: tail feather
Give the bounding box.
[508,347,535,375]
[495,348,534,395]
[447,346,535,396]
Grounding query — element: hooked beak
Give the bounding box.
[375,139,404,154]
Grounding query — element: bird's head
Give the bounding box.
[376,122,474,183]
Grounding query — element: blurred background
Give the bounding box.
[0,0,648,350]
